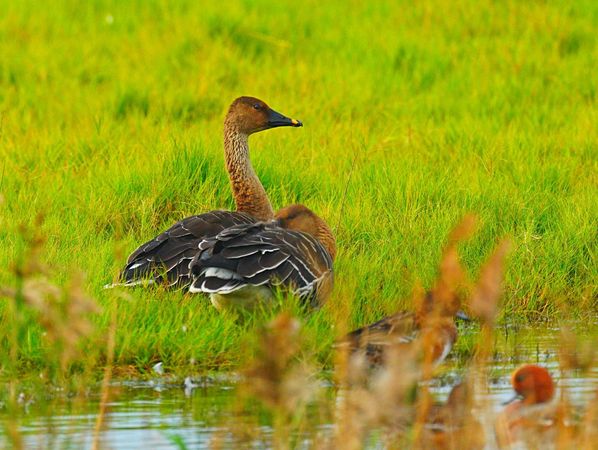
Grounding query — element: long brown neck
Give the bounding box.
[223,124,274,221]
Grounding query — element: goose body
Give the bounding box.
[119,211,257,288]
[189,204,336,310]
[113,97,302,288]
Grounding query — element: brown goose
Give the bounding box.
[189,204,336,310]
[115,97,302,288]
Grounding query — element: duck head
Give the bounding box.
[226,96,302,135]
[275,204,336,261]
[509,364,555,405]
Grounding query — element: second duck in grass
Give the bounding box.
[340,289,468,368]
[339,216,476,369]
[189,204,336,311]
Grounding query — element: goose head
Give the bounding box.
[226,96,302,135]
[275,204,337,261]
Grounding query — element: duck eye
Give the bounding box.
[253,104,261,110]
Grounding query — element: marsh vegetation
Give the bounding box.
[1,0,596,448]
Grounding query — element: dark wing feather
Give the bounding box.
[119,211,257,288]
[189,222,334,306]
[258,251,290,270]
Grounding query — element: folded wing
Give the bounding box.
[118,211,257,288]
[189,222,334,307]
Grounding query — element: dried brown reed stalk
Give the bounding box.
[559,327,596,372]
[13,216,48,278]
[0,218,46,450]
[467,238,511,374]
[91,307,117,450]
[2,216,101,375]
[552,329,597,448]
[581,389,598,448]
[331,325,364,450]
[417,379,485,450]
[22,274,100,373]
[333,343,420,450]
[209,431,226,450]
[0,216,102,448]
[414,215,477,370]
[3,383,24,450]
[239,312,318,448]
[469,239,511,328]
[410,217,477,447]
[466,239,511,449]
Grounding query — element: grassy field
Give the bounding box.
[0,0,596,375]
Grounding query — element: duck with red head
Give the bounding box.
[509,364,555,405]
[111,97,302,289]
[495,365,563,448]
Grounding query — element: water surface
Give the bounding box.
[3,325,598,449]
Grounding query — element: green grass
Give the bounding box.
[0,0,596,375]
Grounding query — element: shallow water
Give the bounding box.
[9,378,233,449]
[2,326,598,449]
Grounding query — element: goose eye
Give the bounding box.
[253,104,261,110]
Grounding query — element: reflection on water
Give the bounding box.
[13,378,240,450]
[2,326,598,449]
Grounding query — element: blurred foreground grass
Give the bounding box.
[0,0,596,374]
